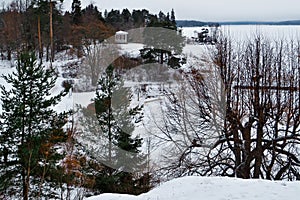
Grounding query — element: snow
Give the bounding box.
[85,176,300,200]
[0,61,15,89]
[83,25,300,199]
[116,31,129,35]
[182,25,300,41]
[182,27,215,38]
[1,25,300,199]
[119,43,144,58]
[73,92,95,107]
[220,25,300,40]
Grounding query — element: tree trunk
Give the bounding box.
[22,169,28,200]
[7,48,11,61]
[50,1,54,64]
[38,15,42,61]
[46,45,49,62]
[253,43,263,178]
[160,51,163,64]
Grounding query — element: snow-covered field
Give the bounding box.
[85,176,300,200]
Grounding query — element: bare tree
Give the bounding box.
[154,35,300,180]
[79,43,119,87]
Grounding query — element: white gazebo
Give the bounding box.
[115,31,128,44]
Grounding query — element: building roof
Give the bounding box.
[116,31,128,35]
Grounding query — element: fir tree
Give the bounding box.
[79,65,148,194]
[96,65,143,163]
[0,52,70,199]
[104,9,108,19]
[95,65,147,194]
[171,9,176,28]
[71,0,82,25]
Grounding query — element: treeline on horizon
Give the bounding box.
[177,19,300,27]
[0,0,177,61]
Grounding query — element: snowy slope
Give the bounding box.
[85,176,300,200]
[1,26,300,200]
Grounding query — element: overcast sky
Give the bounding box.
[2,0,300,21]
[61,0,300,22]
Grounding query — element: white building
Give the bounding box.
[115,31,128,44]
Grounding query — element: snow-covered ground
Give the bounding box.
[1,25,300,199]
[119,43,144,58]
[83,25,300,199]
[85,176,300,200]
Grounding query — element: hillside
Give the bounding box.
[1,24,300,199]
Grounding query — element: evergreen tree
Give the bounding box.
[158,11,166,22]
[25,0,64,61]
[0,52,70,199]
[71,0,82,25]
[121,8,132,23]
[141,28,185,67]
[171,9,176,28]
[141,9,184,67]
[104,9,108,19]
[83,4,104,21]
[166,12,170,22]
[132,9,149,28]
[106,9,123,30]
[79,65,148,194]
[94,65,147,194]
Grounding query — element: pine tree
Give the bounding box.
[104,9,108,18]
[171,9,176,28]
[0,52,70,199]
[71,0,82,25]
[141,9,184,67]
[95,64,143,163]
[79,64,148,194]
[95,65,147,194]
[141,28,185,67]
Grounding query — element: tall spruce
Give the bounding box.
[79,64,148,194]
[94,65,146,194]
[71,0,82,25]
[0,52,70,199]
[171,9,176,28]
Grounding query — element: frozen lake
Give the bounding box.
[182,25,300,41]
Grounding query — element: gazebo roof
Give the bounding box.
[116,31,128,35]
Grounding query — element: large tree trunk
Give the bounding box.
[22,169,28,200]
[38,15,42,61]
